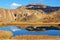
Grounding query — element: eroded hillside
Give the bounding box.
[0,4,60,22]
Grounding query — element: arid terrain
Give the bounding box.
[0,4,60,29]
[0,30,13,39]
[11,35,60,40]
[0,4,60,22]
[0,4,60,40]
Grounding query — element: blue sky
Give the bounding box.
[0,0,60,9]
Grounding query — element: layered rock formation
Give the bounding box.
[0,8,15,22]
[0,4,60,22]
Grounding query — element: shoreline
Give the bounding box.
[11,35,60,40]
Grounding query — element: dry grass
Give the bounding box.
[11,35,60,40]
[0,30,13,39]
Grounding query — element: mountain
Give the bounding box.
[0,4,60,22]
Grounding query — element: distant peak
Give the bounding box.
[26,4,47,8]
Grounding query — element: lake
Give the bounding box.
[0,26,60,36]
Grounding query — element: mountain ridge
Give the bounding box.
[0,4,60,22]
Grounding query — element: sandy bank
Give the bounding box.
[0,30,13,39]
[11,35,60,40]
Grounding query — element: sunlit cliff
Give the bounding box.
[0,4,60,22]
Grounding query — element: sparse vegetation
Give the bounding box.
[0,4,60,22]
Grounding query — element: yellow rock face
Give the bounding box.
[0,30,13,39]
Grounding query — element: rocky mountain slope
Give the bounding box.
[0,4,60,22]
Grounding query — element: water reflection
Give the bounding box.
[0,26,60,36]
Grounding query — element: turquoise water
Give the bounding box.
[0,26,60,36]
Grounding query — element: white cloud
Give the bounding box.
[11,3,22,7]
[10,3,22,9]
